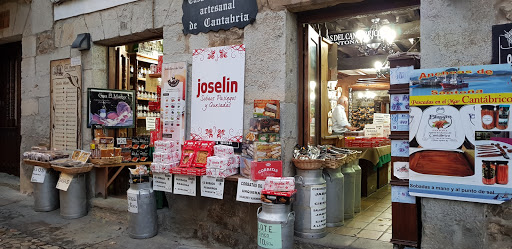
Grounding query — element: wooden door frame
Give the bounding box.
[296,0,420,145]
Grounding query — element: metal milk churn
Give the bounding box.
[323,167,344,227]
[352,159,362,213]
[59,173,87,219]
[257,203,295,249]
[127,181,157,239]
[33,168,59,212]
[341,164,356,219]
[294,169,327,239]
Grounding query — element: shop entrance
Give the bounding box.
[297,1,420,247]
[0,41,21,176]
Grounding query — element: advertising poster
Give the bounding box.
[87,88,134,128]
[191,45,245,143]
[161,62,187,144]
[409,64,512,204]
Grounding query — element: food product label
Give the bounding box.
[127,191,138,213]
[482,115,493,125]
[200,176,224,199]
[31,166,47,183]
[153,173,173,192]
[310,185,327,230]
[236,179,264,203]
[56,173,73,191]
[258,222,282,249]
[173,175,196,196]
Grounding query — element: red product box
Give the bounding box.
[250,161,283,181]
[261,189,297,197]
[157,55,163,74]
[193,141,215,168]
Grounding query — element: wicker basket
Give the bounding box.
[90,156,123,165]
[51,164,94,174]
[23,159,52,169]
[292,158,324,170]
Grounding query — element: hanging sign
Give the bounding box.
[191,45,245,143]
[258,222,282,249]
[161,62,187,144]
[173,175,197,196]
[182,0,258,35]
[127,191,139,213]
[56,173,73,191]
[236,178,264,203]
[492,23,512,64]
[200,176,225,199]
[409,64,512,204]
[310,185,327,230]
[153,173,173,192]
[31,166,47,183]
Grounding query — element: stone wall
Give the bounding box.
[421,0,512,248]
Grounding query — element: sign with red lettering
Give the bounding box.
[191,45,245,142]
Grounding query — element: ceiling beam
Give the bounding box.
[338,54,389,70]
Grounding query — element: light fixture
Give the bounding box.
[309,81,317,90]
[354,18,396,56]
[374,61,383,71]
[71,33,91,51]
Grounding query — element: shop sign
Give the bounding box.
[236,178,264,203]
[310,186,326,230]
[182,0,258,35]
[56,173,73,191]
[173,175,197,196]
[31,167,47,183]
[409,64,512,204]
[191,45,245,143]
[87,88,135,128]
[492,23,512,64]
[153,173,173,192]
[200,176,224,199]
[258,222,282,249]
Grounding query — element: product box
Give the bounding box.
[249,118,280,133]
[131,150,140,162]
[254,100,280,119]
[193,141,215,168]
[139,149,149,162]
[243,142,281,161]
[250,160,283,181]
[245,132,280,143]
[121,148,131,162]
[264,177,295,192]
[261,189,297,204]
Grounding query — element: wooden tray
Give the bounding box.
[410,150,474,177]
[23,159,52,168]
[51,164,94,174]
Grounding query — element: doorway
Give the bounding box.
[0,41,22,176]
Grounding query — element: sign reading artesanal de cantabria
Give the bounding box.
[182,0,258,35]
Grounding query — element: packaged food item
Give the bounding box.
[131,150,140,162]
[193,141,215,167]
[245,132,280,142]
[249,118,280,133]
[129,165,148,175]
[240,156,253,178]
[206,166,238,178]
[121,148,131,162]
[244,142,282,161]
[482,160,496,185]
[180,152,195,167]
[114,148,121,156]
[250,161,283,181]
[214,144,235,158]
[264,177,295,192]
[261,189,297,204]
[254,100,280,119]
[206,156,230,169]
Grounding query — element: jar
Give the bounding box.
[496,105,510,130]
[482,160,496,185]
[496,161,509,185]
[481,105,496,130]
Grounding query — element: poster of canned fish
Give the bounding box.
[87,88,135,128]
[409,64,512,204]
[191,45,245,143]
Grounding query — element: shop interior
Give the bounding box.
[306,6,420,240]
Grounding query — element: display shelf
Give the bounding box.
[137,97,157,101]
[149,73,161,78]
[137,77,146,82]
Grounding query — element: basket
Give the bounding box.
[89,156,123,165]
[23,159,52,169]
[51,164,94,174]
[323,158,339,169]
[292,158,324,170]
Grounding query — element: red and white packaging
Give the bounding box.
[206,156,230,169]
[250,161,283,181]
[229,155,241,167]
[206,166,238,178]
[214,144,235,158]
[261,189,297,197]
[153,152,163,163]
[264,177,295,192]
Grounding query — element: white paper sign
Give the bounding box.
[390,66,413,84]
[70,56,81,66]
[31,166,47,183]
[201,176,225,199]
[391,114,409,131]
[391,140,409,157]
[56,173,73,191]
[392,185,416,204]
[393,162,410,179]
[173,175,196,196]
[146,117,156,130]
[116,137,127,145]
[127,191,138,213]
[373,113,390,124]
[310,185,327,230]
[153,173,173,192]
[236,179,264,203]
[191,45,245,143]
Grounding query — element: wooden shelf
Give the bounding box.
[137,98,157,101]
[149,73,161,78]
[137,77,146,81]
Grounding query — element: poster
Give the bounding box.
[87,88,134,128]
[50,59,81,150]
[409,64,512,204]
[492,23,512,64]
[161,62,187,144]
[191,45,245,143]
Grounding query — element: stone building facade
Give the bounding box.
[1,0,512,248]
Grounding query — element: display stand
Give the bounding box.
[94,162,152,198]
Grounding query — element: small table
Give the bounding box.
[94,162,152,199]
[347,145,391,196]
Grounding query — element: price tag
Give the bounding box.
[127,191,138,213]
[200,176,224,199]
[56,173,73,191]
[236,179,264,203]
[153,173,173,192]
[116,137,127,145]
[258,222,282,249]
[173,175,196,196]
[146,117,156,130]
[31,166,47,183]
